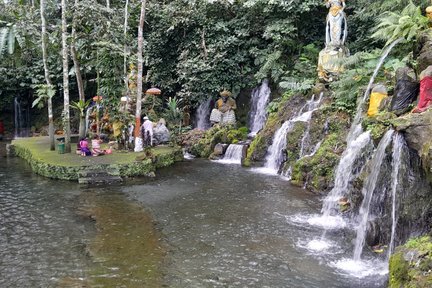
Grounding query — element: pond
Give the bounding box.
[0,156,387,287]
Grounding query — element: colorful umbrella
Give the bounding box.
[93,95,103,101]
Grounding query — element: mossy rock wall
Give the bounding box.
[188,125,248,158]
[245,92,310,163]
[289,106,351,192]
[12,142,183,181]
[389,236,432,288]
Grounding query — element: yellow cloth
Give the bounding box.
[113,121,122,138]
[367,92,387,116]
[216,98,236,113]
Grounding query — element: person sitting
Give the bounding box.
[79,137,91,156]
[209,90,237,126]
[91,135,105,156]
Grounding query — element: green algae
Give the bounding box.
[389,236,432,288]
[11,137,183,181]
[78,192,165,288]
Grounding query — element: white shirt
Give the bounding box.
[142,120,153,135]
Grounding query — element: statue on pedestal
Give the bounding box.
[317,0,349,82]
[209,90,237,126]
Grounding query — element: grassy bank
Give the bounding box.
[11,137,183,181]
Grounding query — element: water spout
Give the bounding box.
[353,129,394,261]
[347,38,403,143]
[388,132,405,258]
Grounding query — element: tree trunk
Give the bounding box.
[62,0,71,152]
[40,0,55,151]
[134,0,147,151]
[123,0,129,90]
[71,0,85,139]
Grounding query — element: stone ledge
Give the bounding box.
[11,137,183,181]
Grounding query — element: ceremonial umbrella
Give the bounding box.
[145,88,161,95]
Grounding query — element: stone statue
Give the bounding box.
[325,0,347,48]
[317,0,349,82]
[209,90,237,126]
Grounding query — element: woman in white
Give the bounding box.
[325,0,347,48]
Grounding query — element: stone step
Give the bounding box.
[77,168,120,178]
[78,175,123,184]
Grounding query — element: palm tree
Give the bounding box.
[62,0,71,152]
[40,0,55,151]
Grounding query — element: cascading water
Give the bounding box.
[249,79,271,137]
[353,129,394,261]
[14,97,30,138]
[259,94,322,175]
[320,38,403,219]
[85,106,92,136]
[196,98,212,130]
[321,131,372,217]
[387,132,405,258]
[347,38,403,143]
[215,144,244,165]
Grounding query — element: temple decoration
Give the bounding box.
[209,90,237,126]
[317,0,349,82]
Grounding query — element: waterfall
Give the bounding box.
[347,38,403,143]
[249,79,271,136]
[387,133,405,258]
[14,97,30,138]
[196,98,212,130]
[353,129,394,261]
[85,106,92,136]
[321,131,372,216]
[321,38,402,216]
[216,144,244,164]
[262,94,322,175]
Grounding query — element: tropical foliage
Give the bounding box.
[0,0,431,136]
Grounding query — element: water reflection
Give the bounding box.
[125,159,387,288]
[0,158,90,287]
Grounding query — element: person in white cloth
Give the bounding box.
[140,116,154,147]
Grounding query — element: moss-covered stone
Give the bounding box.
[291,133,344,192]
[362,112,396,142]
[389,236,432,288]
[245,92,311,163]
[187,125,248,158]
[11,137,182,181]
[389,252,410,288]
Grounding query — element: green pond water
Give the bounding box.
[0,157,387,287]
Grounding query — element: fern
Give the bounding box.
[371,1,429,47]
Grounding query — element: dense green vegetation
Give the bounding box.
[2,0,430,135]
